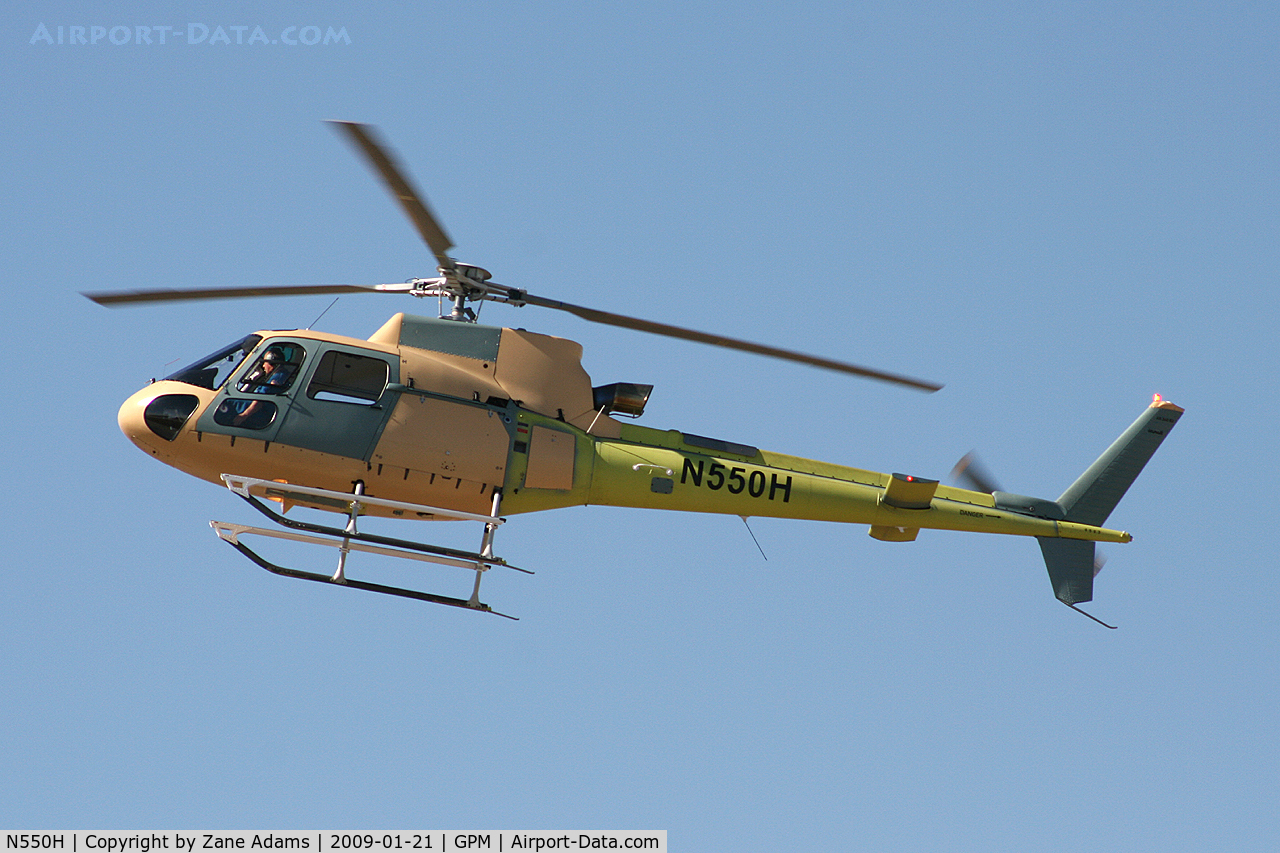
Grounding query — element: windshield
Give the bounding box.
[163,335,262,390]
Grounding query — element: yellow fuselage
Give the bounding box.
[116,314,1131,547]
[119,383,1130,547]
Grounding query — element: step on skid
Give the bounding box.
[211,474,525,618]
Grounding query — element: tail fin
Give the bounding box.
[1056,395,1185,527]
[1038,538,1100,606]
[1038,396,1184,605]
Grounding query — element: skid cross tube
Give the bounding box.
[333,480,365,583]
[212,522,516,619]
[468,488,504,608]
[213,474,526,617]
[223,476,529,573]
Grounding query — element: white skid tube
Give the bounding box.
[211,521,486,572]
[220,474,504,525]
[213,476,519,617]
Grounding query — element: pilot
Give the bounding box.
[240,348,291,394]
[232,348,291,426]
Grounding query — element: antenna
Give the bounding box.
[307,297,340,329]
[740,516,767,561]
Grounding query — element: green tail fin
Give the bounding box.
[1056,396,1185,527]
[1038,537,1099,605]
[1037,396,1184,605]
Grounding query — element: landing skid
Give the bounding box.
[211,474,524,618]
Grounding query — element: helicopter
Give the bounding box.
[88,121,1183,624]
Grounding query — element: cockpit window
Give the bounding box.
[237,342,306,395]
[164,335,262,390]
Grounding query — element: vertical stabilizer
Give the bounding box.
[1038,396,1183,608]
[1038,537,1098,605]
[1056,396,1184,527]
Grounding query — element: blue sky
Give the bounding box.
[3,2,1277,848]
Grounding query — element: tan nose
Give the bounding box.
[118,387,201,448]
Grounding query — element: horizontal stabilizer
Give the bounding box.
[881,473,940,509]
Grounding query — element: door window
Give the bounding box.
[306,350,389,405]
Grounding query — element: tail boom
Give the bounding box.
[523,396,1181,611]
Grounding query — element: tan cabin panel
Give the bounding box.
[494,329,594,420]
[373,395,508,483]
[524,426,575,490]
[396,346,507,403]
[370,313,507,403]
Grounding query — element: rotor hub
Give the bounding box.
[453,263,492,283]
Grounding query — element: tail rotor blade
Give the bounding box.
[950,451,1002,493]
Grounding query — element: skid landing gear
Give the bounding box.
[211,474,526,619]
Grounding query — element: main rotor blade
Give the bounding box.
[84,283,414,306]
[329,121,456,273]
[518,293,942,392]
